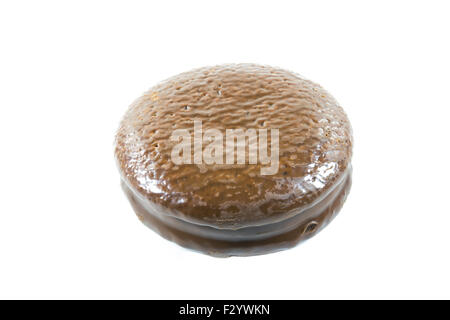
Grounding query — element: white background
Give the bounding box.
[1,1,449,300]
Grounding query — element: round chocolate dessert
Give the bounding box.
[115,64,353,257]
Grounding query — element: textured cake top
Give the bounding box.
[115,64,352,228]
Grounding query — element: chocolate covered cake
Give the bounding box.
[115,64,353,257]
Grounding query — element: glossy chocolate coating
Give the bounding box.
[115,64,353,256]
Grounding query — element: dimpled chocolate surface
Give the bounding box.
[115,64,352,229]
